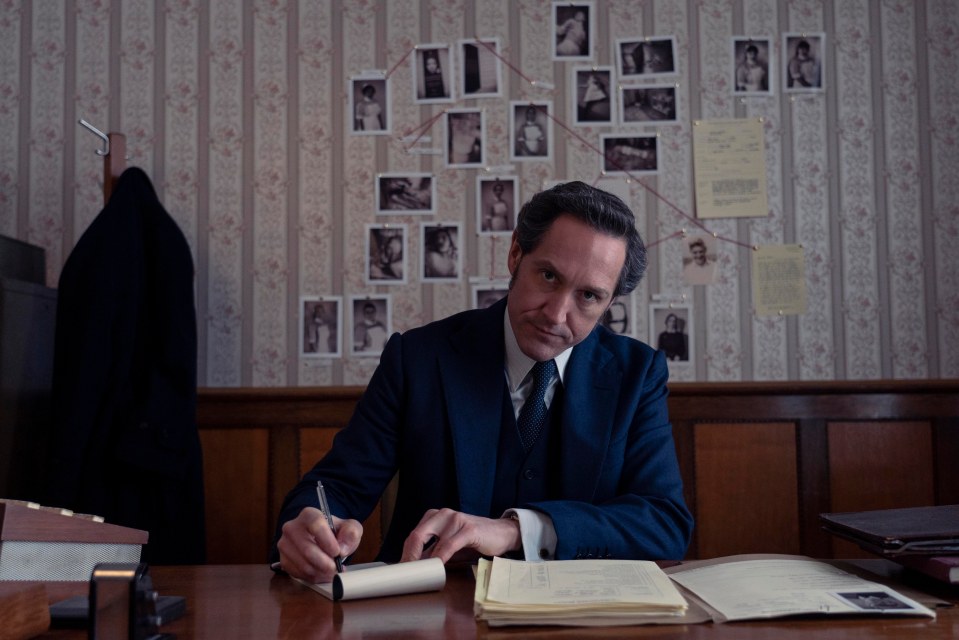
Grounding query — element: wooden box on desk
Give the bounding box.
[0,501,147,582]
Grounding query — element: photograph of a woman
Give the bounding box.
[476,175,517,234]
[421,222,461,282]
[553,2,593,60]
[300,297,341,358]
[413,44,454,103]
[350,77,389,135]
[650,304,692,364]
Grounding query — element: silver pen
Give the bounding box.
[315,480,343,573]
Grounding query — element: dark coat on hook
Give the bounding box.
[45,167,206,565]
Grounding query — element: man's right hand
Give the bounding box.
[276,507,363,584]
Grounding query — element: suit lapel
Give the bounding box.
[560,331,620,501]
[439,300,507,517]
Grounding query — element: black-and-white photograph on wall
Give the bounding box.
[511,101,552,162]
[650,303,692,365]
[552,1,594,61]
[376,173,435,214]
[472,282,509,309]
[783,32,825,93]
[732,37,772,96]
[601,295,633,337]
[349,76,389,135]
[600,134,659,176]
[300,296,342,358]
[413,44,454,103]
[682,234,719,286]
[572,66,613,126]
[476,175,518,234]
[620,85,678,126]
[421,222,462,282]
[615,36,677,79]
[445,109,485,168]
[459,37,502,99]
[366,224,407,285]
[350,295,391,358]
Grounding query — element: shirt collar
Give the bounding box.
[503,304,571,392]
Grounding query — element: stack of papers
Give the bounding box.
[665,555,937,623]
[474,556,689,627]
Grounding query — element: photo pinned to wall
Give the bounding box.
[471,280,510,309]
[571,65,613,126]
[350,294,391,358]
[476,174,518,234]
[600,134,659,176]
[615,36,677,79]
[349,75,389,135]
[601,294,634,338]
[421,222,462,282]
[552,1,594,61]
[594,176,632,205]
[649,303,692,365]
[300,296,342,358]
[376,172,435,214]
[445,108,485,168]
[459,37,503,99]
[366,223,407,285]
[620,84,678,126]
[413,44,454,103]
[783,32,825,93]
[682,234,719,286]
[732,37,772,96]
[510,101,553,162]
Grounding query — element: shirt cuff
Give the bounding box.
[502,508,557,561]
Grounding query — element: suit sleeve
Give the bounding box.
[527,349,694,561]
[270,332,406,559]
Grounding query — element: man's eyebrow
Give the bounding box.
[533,257,615,299]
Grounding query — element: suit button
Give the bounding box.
[539,548,550,559]
[523,469,536,480]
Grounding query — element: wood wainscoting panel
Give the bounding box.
[694,422,799,559]
[199,428,270,564]
[299,428,383,564]
[827,421,935,558]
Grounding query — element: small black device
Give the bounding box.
[49,562,183,639]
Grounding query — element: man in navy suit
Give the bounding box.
[274,181,692,583]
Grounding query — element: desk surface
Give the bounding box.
[37,561,958,639]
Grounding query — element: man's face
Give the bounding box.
[506,214,626,362]
[691,244,707,265]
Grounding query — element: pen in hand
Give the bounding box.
[315,480,344,573]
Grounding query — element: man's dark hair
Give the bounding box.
[797,40,810,52]
[745,44,758,56]
[513,181,647,296]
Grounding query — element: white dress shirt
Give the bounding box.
[501,309,571,561]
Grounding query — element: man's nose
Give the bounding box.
[541,292,574,324]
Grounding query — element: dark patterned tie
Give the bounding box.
[517,359,557,452]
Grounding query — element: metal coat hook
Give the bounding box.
[78,118,110,156]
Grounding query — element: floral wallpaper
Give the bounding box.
[0,0,956,386]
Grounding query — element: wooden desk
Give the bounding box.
[36,561,958,639]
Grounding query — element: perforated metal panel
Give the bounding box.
[0,541,142,581]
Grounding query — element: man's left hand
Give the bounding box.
[400,508,521,563]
